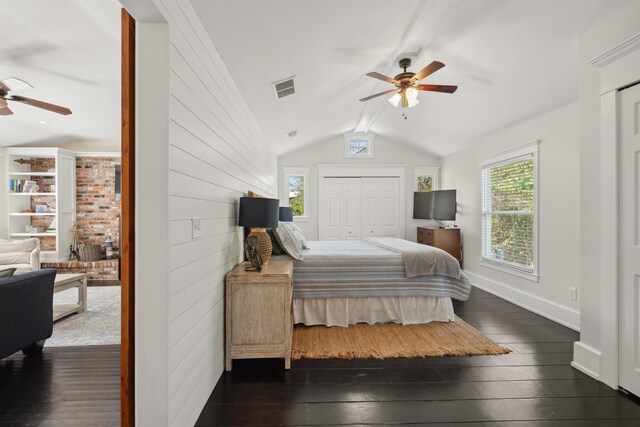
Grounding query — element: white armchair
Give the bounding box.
[0,238,41,274]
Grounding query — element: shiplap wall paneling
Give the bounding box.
[152,0,277,426]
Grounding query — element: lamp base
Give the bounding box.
[247,228,272,264]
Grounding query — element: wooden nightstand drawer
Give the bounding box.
[225,261,293,371]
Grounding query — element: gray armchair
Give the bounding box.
[0,269,56,359]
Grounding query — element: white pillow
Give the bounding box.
[287,223,308,249]
[274,223,304,260]
[0,238,37,254]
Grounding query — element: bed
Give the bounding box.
[271,237,471,327]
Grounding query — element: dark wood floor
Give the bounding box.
[197,288,640,426]
[0,345,119,426]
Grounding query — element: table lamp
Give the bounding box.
[279,206,293,222]
[239,197,279,263]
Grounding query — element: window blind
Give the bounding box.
[481,155,535,272]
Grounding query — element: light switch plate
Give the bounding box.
[192,218,202,239]
[569,287,577,301]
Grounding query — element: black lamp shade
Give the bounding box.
[279,206,293,222]
[238,197,279,229]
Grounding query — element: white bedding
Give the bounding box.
[293,296,454,327]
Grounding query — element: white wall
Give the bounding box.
[135,21,170,427]
[278,135,441,240]
[137,1,277,426]
[441,102,581,329]
[60,139,121,153]
[573,0,640,385]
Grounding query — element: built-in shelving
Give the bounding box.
[9,232,57,237]
[10,213,57,217]
[9,192,56,196]
[9,172,56,177]
[4,147,76,262]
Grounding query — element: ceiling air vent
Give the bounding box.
[272,76,295,100]
[287,130,298,138]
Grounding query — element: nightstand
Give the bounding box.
[225,260,294,371]
[417,227,462,268]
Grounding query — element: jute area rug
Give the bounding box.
[292,316,510,360]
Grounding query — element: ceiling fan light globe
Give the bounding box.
[407,98,420,108]
[388,93,401,107]
[406,86,418,100]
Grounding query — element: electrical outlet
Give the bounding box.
[569,287,577,301]
[191,218,202,239]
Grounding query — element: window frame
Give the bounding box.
[413,167,440,192]
[281,167,309,222]
[343,132,375,159]
[478,141,540,282]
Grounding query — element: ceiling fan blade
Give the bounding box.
[0,77,33,92]
[359,88,398,102]
[0,103,14,116]
[10,95,72,115]
[366,72,397,85]
[412,61,445,82]
[416,84,458,93]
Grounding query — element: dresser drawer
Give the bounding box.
[417,227,434,245]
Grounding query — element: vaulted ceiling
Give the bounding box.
[0,0,120,147]
[0,0,629,155]
[192,0,629,157]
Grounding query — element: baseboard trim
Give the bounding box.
[465,271,580,331]
[572,341,601,380]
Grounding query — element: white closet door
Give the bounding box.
[341,178,362,240]
[380,177,400,237]
[619,83,640,397]
[320,176,399,240]
[323,178,342,240]
[362,178,381,237]
[362,177,399,238]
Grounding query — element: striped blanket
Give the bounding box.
[273,239,471,301]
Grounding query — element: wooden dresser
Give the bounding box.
[417,227,463,268]
[225,260,294,371]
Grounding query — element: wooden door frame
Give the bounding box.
[121,8,135,427]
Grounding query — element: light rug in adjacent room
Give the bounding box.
[47,286,121,347]
[292,316,510,359]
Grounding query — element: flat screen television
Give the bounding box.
[413,189,457,221]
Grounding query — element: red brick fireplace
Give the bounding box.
[40,155,122,282]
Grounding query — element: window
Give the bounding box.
[288,175,305,216]
[344,132,375,158]
[281,168,309,220]
[480,142,538,279]
[413,167,439,192]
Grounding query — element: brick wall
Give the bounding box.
[42,259,119,281]
[75,156,121,256]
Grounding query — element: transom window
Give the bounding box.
[480,142,538,279]
[344,132,375,158]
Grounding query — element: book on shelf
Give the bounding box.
[9,179,24,193]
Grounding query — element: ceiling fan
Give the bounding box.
[0,77,72,116]
[359,58,457,108]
